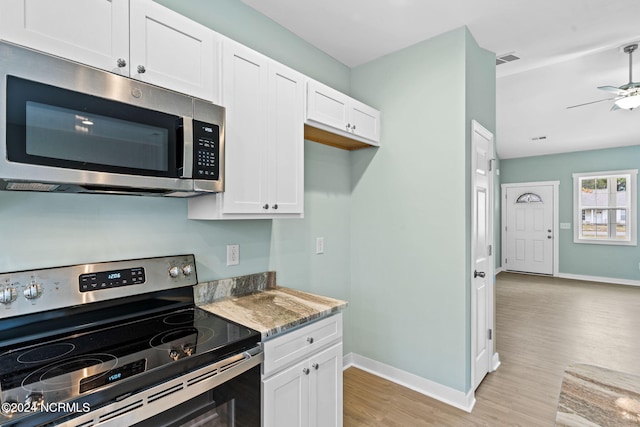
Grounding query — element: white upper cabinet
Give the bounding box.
[129,0,220,102]
[188,40,304,220]
[0,0,129,75]
[305,79,380,149]
[0,0,220,102]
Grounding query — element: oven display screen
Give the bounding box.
[79,267,145,292]
[79,359,146,393]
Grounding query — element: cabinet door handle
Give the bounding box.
[263,204,269,210]
[307,337,314,344]
[346,123,351,130]
[273,204,278,210]
[137,65,146,74]
[117,58,127,68]
[312,363,319,370]
[302,368,310,375]
[352,125,356,131]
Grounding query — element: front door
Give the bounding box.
[504,184,555,275]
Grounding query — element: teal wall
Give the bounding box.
[349,27,495,392]
[501,145,640,281]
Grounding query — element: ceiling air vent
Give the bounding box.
[496,52,520,65]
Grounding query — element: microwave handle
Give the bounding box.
[180,117,193,179]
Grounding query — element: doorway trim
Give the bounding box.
[501,181,560,277]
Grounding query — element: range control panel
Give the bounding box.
[79,267,146,292]
[0,254,197,318]
[192,120,220,180]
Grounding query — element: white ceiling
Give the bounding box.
[241,0,640,159]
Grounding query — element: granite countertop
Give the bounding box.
[193,272,347,339]
[556,363,640,426]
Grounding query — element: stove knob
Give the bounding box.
[23,283,42,300]
[0,287,17,304]
[168,266,180,278]
[169,349,180,361]
[181,264,193,276]
[25,392,44,409]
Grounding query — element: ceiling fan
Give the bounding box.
[567,43,640,111]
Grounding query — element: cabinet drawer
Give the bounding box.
[263,313,342,377]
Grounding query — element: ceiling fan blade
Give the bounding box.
[598,85,627,95]
[566,97,617,109]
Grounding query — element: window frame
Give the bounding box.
[573,169,637,246]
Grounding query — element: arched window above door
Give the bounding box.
[516,192,543,204]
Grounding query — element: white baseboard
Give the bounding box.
[342,352,475,413]
[492,352,501,371]
[495,266,505,274]
[558,273,640,287]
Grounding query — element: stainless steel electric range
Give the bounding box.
[0,254,262,427]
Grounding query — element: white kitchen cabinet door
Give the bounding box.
[0,0,129,75]
[307,80,350,133]
[309,343,343,427]
[263,358,310,427]
[129,0,220,102]
[221,40,269,214]
[267,62,305,214]
[350,100,381,144]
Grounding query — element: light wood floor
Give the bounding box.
[344,272,640,426]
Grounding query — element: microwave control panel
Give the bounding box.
[193,120,220,180]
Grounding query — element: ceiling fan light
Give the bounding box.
[614,94,640,110]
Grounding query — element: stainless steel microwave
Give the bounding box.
[0,41,224,197]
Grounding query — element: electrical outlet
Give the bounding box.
[316,237,325,254]
[227,244,239,266]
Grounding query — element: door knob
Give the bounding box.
[474,270,485,278]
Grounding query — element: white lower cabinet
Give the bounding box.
[262,314,343,427]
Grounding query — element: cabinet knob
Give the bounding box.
[303,368,310,375]
[346,123,351,130]
[273,204,278,210]
[312,363,319,370]
[307,337,314,344]
[117,58,127,68]
[352,125,356,131]
[263,204,269,210]
[137,65,146,74]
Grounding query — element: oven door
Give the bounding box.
[133,363,260,427]
[51,348,263,427]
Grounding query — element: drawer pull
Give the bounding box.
[303,368,310,375]
[312,363,319,370]
[307,337,314,344]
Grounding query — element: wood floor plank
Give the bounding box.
[344,272,640,426]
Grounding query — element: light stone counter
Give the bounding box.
[194,272,347,339]
[556,364,640,426]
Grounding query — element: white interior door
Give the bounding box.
[471,121,494,390]
[504,184,555,275]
